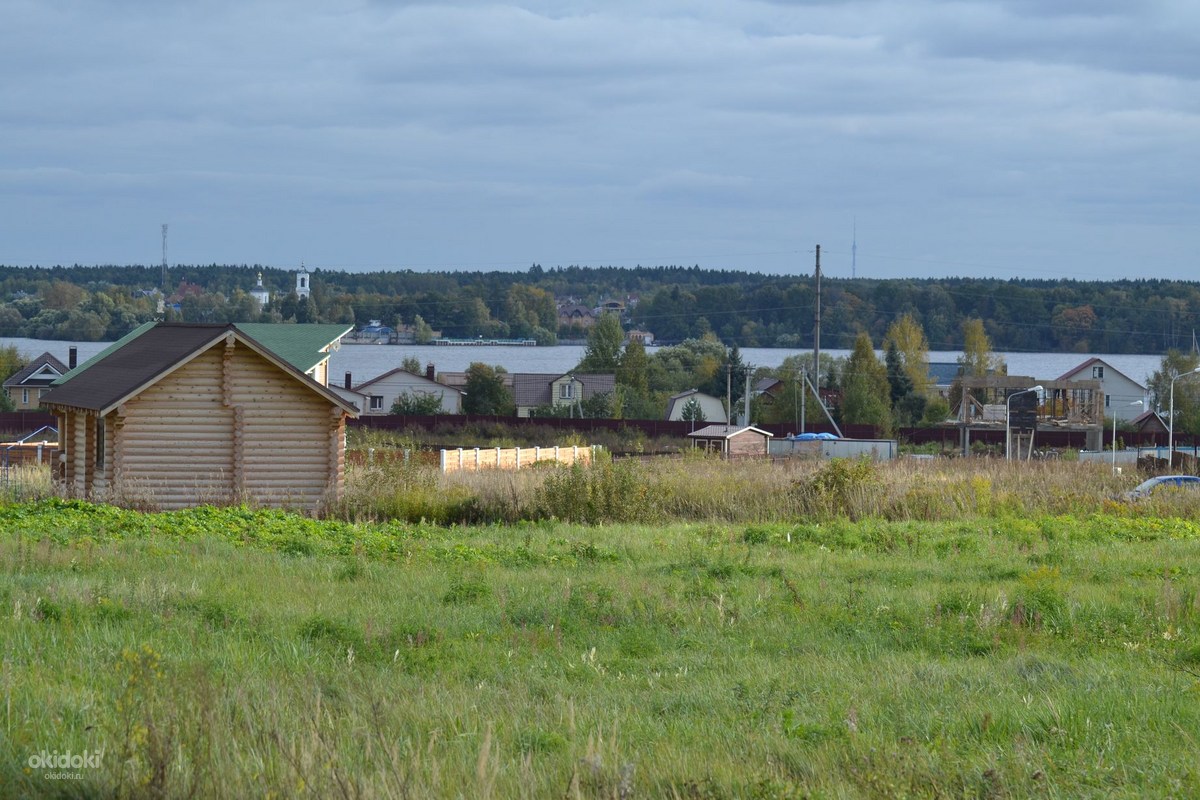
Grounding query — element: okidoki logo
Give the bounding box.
[27,749,105,770]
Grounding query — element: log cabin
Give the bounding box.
[40,323,359,511]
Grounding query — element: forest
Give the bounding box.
[0,263,1196,355]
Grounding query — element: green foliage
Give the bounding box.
[577,312,624,372]
[537,460,652,523]
[838,332,894,435]
[391,391,445,415]
[462,362,514,416]
[3,498,1200,796]
[795,457,881,520]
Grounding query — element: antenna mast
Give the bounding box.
[851,219,857,280]
[813,244,821,388]
[161,223,168,288]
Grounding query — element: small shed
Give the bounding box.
[687,424,773,459]
[666,389,728,424]
[41,322,358,511]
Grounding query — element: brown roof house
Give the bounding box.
[40,322,358,511]
[512,373,615,418]
[687,424,773,459]
[3,352,68,410]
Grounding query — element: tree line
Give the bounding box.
[0,264,1198,354]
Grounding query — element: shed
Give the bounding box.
[40,322,358,511]
[665,389,728,424]
[687,424,773,459]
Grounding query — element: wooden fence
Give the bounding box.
[440,444,599,473]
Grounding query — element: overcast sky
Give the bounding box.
[2,0,1196,280]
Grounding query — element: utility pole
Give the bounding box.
[813,244,822,389]
[726,364,732,426]
[744,366,752,427]
[161,223,168,289]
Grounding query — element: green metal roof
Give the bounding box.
[234,323,352,374]
[52,322,351,384]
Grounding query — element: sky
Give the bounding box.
[2,0,1197,280]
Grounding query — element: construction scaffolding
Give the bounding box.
[955,375,1104,456]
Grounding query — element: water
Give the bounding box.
[0,336,1165,387]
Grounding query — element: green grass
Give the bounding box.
[2,500,1199,797]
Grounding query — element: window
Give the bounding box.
[21,389,28,405]
[559,383,574,400]
[1105,394,1110,407]
[95,417,105,468]
[1093,366,1104,379]
[369,395,384,410]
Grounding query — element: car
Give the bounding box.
[1124,475,1200,500]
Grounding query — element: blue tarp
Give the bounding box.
[791,432,838,441]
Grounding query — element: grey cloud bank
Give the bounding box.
[1,0,1196,280]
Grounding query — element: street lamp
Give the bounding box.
[1113,399,1144,474]
[1168,366,1200,464]
[1006,385,1043,462]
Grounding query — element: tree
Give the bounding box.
[0,345,24,412]
[839,331,893,435]
[883,314,931,396]
[680,397,706,426]
[1149,350,1200,437]
[413,315,435,345]
[401,355,422,374]
[391,392,444,416]
[462,363,514,416]
[885,340,926,426]
[578,313,623,372]
[958,318,1005,378]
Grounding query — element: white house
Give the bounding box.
[352,365,463,414]
[1056,358,1147,421]
[665,389,728,424]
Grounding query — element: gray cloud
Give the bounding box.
[0,0,1195,278]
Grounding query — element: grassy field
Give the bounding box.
[2,459,1200,797]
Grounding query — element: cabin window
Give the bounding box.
[95,417,105,468]
[1093,366,1104,379]
[370,396,384,410]
[559,383,574,400]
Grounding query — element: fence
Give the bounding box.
[440,444,599,473]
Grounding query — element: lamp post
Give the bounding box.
[1168,366,1200,465]
[1006,385,1043,462]
[1113,399,1144,474]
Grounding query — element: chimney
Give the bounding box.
[344,371,352,390]
[68,347,77,370]
[426,363,435,381]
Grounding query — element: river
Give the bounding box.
[0,336,1166,387]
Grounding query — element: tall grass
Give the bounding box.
[336,453,1186,525]
[2,503,1198,797]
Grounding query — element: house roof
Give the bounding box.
[1131,410,1167,430]
[353,367,463,394]
[1056,357,1146,390]
[3,352,68,388]
[234,323,353,374]
[41,323,358,417]
[687,425,774,440]
[512,373,615,407]
[53,321,351,386]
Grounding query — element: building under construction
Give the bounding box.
[955,374,1104,455]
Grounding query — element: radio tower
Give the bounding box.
[851,219,857,280]
[161,224,168,288]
